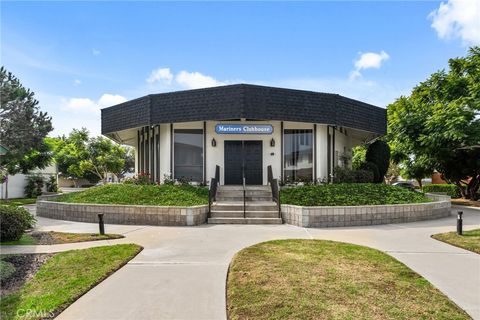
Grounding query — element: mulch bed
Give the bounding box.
[30,231,60,245]
[0,254,53,297]
[451,198,480,208]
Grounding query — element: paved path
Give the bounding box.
[3,206,479,319]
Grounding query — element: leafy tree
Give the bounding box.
[50,129,129,185]
[0,67,53,198]
[399,156,434,189]
[79,136,126,182]
[118,147,135,179]
[351,145,367,170]
[365,140,390,183]
[385,160,401,184]
[388,47,480,199]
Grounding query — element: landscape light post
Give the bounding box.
[457,211,463,235]
[98,213,105,235]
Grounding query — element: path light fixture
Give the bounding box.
[211,138,217,147]
[457,211,463,235]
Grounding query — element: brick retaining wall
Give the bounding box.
[36,195,208,226]
[281,194,451,228]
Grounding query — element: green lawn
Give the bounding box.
[432,229,480,254]
[0,198,37,206]
[281,183,431,206]
[0,244,142,320]
[0,231,124,246]
[54,184,209,206]
[227,239,468,320]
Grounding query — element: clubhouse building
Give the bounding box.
[101,84,386,185]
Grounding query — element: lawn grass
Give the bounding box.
[54,184,208,206]
[0,244,142,320]
[280,183,431,206]
[432,229,480,254]
[0,234,37,245]
[0,198,37,207]
[227,239,468,320]
[0,231,124,246]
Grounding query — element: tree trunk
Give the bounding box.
[454,181,468,199]
[416,178,423,189]
[466,175,480,200]
[5,175,8,200]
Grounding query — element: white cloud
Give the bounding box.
[62,94,127,114]
[175,71,224,89]
[146,68,173,84]
[73,79,81,86]
[350,51,390,80]
[145,68,226,91]
[92,48,101,56]
[429,0,480,45]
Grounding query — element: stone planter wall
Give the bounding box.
[281,193,451,228]
[36,195,208,226]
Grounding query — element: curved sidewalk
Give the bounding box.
[3,205,479,319]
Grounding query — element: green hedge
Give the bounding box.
[55,184,209,206]
[0,205,36,241]
[423,184,461,198]
[280,183,431,206]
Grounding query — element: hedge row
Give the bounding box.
[423,184,461,198]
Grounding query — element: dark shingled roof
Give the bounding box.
[101,84,386,135]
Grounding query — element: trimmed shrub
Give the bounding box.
[333,167,373,183]
[365,140,391,183]
[423,184,461,198]
[46,175,58,192]
[24,174,44,198]
[0,205,36,241]
[360,161,381,183]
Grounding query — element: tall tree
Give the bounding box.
[388,47,480,199]
[0,67,53,198]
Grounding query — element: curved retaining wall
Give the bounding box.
[36,195,208,226]
[281,194,451,228]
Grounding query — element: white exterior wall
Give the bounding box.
[133,121,370,185]
[0,164,57,199]
[206,120,282,185]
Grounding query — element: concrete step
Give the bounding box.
[210,210,281,218]
[207,217,283,224]
[218,185,271,191]
[216,196,273,202]
[211,202,278,212]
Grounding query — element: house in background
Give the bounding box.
[101,84,387,185]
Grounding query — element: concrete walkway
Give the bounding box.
[2,205,479,319]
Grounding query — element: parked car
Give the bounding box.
[392,182,415,190]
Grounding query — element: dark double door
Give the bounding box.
[224,141,263,185]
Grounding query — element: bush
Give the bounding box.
[46,175,58,192]
[360,162,381,183]
[423,184,461,198]
[333,167,373,183]
[281,183,431,206]
[123,172,155,185]
[0,205,36,241]
[365,140,391,182]
[55,184,209,206]
[24,174,44,198]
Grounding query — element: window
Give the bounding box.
[283,129,313,182]
[174,129,203,182]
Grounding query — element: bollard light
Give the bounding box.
[457,211,463,236]
[98,213,105,235]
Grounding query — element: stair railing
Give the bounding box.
[267,165,281,218]
[208,165,221,218]
[243,176,246,219]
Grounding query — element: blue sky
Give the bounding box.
[2,1,479,136]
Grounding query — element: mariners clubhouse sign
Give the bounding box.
[215,124,273,134]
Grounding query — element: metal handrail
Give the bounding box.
[243,176,246,219]
[267,165,281,218]
[208,165,221,218]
